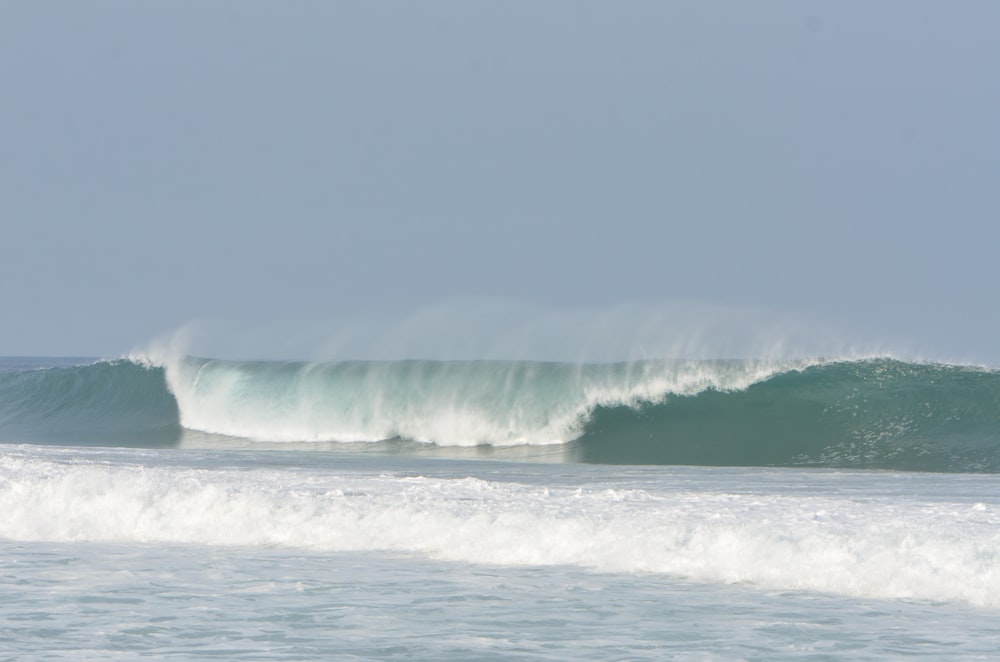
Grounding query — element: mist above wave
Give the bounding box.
[138,299,865,364]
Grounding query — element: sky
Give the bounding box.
[2,2,998,362]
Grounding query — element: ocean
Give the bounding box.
[1,354,999,659]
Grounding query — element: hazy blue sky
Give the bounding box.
[3,2,998,362]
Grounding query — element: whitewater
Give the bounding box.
[2,354,1000,659]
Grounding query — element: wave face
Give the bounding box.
[574,360,1000,472]
[0,359,181,446]
[2,356,999,472]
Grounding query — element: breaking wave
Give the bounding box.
[2,355,999,471]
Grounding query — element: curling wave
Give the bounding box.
[1,356,999,471]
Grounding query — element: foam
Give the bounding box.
[2,451,998,607]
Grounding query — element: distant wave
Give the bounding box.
[2,356,999,472]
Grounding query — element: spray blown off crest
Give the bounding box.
[137,300,863,363]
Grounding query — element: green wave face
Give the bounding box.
[2,357,999,471]
[0,360,181,446]
[573,360,1000,471]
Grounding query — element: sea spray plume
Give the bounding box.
[142,300,860,363]
[316,299,858,362]
[129,321,200,369]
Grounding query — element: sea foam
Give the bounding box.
[2,448,998,607]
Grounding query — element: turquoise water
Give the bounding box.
[2,356,999,659]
